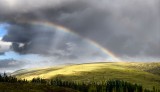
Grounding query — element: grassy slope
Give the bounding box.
[12,62,160,90]
[0,82,78,92]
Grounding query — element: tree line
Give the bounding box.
[0,73,160,92]
[0,73,28,83]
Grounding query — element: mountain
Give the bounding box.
[12,62,160,90]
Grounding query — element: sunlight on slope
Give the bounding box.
[15,63,111,80]
[13,62,160,89]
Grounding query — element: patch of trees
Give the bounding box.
[0,73,159,92]
[0,73,28,83]
[49,78,152,92]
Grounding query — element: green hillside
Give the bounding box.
[12,62,160,90]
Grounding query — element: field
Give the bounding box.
[12,62,160,90]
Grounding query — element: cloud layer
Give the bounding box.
[0,38,11,54]
[0,0,159,68]
[0,59,24,72]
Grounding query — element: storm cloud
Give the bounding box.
[0,59,25,72]
[0,0,159,63]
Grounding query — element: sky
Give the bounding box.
[0,24,7,37]
[0,0,159,72]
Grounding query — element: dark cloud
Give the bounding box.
[0,59,23,68]
[0,0,159,62]
[2,22,99,61]
[0,52,5,55]
[2,23,55,54]
[0,59,26,73]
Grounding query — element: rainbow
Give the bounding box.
[17,20,122,62]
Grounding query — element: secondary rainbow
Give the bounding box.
[17,20,122,62]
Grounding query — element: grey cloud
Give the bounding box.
[0,59,26,73]
[0,52,5,55]
[0,0,159,61]
[0,59,24,68]
[2,22,101,61]
[3,23,57,55]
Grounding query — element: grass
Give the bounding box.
[12,62,160,90]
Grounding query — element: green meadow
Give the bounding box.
[12,62,160,90]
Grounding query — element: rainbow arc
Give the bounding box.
[17,20,122,62]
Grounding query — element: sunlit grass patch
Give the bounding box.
[13,62,160,90]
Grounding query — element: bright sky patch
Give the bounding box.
[0,24,8,37]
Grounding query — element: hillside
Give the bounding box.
[12,62,160,90]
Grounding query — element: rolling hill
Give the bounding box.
[12,62,160,90]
